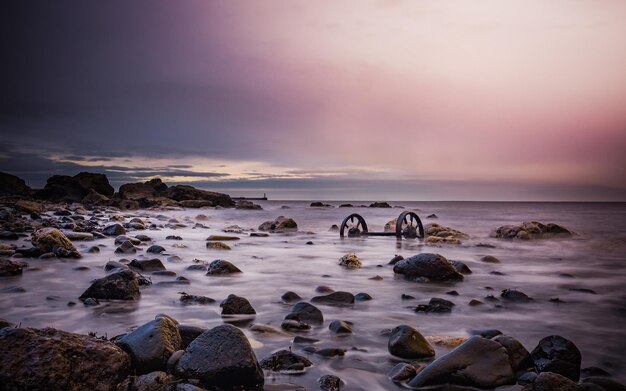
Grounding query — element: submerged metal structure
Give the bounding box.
[339,211,424,239]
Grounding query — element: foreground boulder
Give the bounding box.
[117,315,182,374]
[258,216,298,232]
[388,325,435,359]
[531,335,581,381]
[79,270,140,300]
[393,253,464,282]
[175,324,264,390]
[0,327,131,391]
[492,221,573,240]
[31,227,80,258]
[408,336,515,389]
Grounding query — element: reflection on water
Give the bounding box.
[1,201,626,389]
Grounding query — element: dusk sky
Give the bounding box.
[1,1,625,200]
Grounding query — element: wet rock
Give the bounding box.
[388,255,405,265]
[281,319,311,331]
[206,235,240,241]
[338,253,362,269]
[130,258,166,272]
[79,269,140,300]
[312,348,346,357]
[285,302,324,323]
[179,200,213,208]
[369,201,391,208]
[64,231,94,241]
[105,260,129,272]
[220,294,256,315]
[355,292,372,301]
[260,350,312,372]
[580,367,611,378]
[147,244,166,254]
[427,214,438,219]
[0,259,23,276]
[15,200,42,214]
[393,253,463,282]
[530,372,578,391]
[116,371,173,391]
[165,235,182,240]
[329,320,353,333]
[311,291,355,306]
[281,291,302,302]
[481,255,501,263]
[174,324,264,390]
[493,335,532,371]
[531,335,581,381]
[450,260,472,274]
[0,326,131,391]
[293,336,318,344]
[501,289,533,302]
[205,241,231,250]
[163,185,234,207]
[103,223,126,236]
[179,292,215,305]
[186,264,207,271]
[31,227,80,258]
[135,234,152,241]
[318,374,343,391]
[73,172,114,196]
[258,216,298,232]
[0,286,25,293]
[236,200,262,210]
[117,316,182,374]
[388,362,418,383]
[205,259,241,275]
[316,285,334,293]
[425,223,470,244]
[408,336,515,388]
[388,325,435,359]
[0,172,31,195]
[582,377,626,391]
[329,224,339,231]
[0,231,19,240]
[115,240,137,254]
[250,232,269,237]
[491,221,573,240]
[177,325,206,349]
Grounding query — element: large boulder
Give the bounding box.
[408,336,515,389]
[258,216,298,232]
[0,327,131,391]
[174,324,264,390]
[0,172,31,196]
[73,172,114,196]
[117,316,182,374]
[425,223,470,244]
[284,302,324,323]
[205,259,241,275]
[31,227,80,258]
[388,325,435,359]
[220,294,256,315]
[163,185,234,207]
[79,270,141,300]
[393,253,464,282]
[119,178,168,200]
[35,175,87,202]
[531,335,582,381]
[492,221,573,239]
[529,372,578,391]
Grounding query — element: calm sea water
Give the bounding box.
[1,201,625,389]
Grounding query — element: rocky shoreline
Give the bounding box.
[0,171,622,390]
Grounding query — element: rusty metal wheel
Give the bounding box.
[340,213,369,238]
[395,211,424,239]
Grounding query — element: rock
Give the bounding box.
[281,291,302,302]
[311,348,347,357]
[205,259,241,275]
[310,202,331,207]
[580,367,611,378]
[103,223,126,236]
[220,294,256,315]
[116,371,173,391]
[0,231,19,240]
[0,172,31,195]
[408,336,515,388]
[450,260,472,274]
[105,260,129,272]
[491,221,573,240]
[249,232,269,237]
[427,214,438,218]
[481,255,501,263]
[531,372,578,391]
[281,319,311,331]
[115,235,141,245]
[369,202,392,208]
[493,335,532,371]
[388,255,404,265]
[236,200,262,210]
[165,235,182,240]
[338,253,362,269]
[35,175,88,202]
[284,302,324,323]
[260,350,312,372]
[0,259,23,276]
[205,242,231,250]
[393,253,464,282]
[415,297,455,313]
[388,362,417,383]
[0,327,131,391]
[81,188,110,206]
[425,223,470,244]
[206,235,240,241]
[15,200,42,214]
[163,185,234,207]
[180,293,215,305]
[388,325,435,359]
[130,258,166,272]
[115,240,137,254]
[119,178,168,200]
[31,227,80,258]
[117,316,182,374]
[293,336,319,344]
[311,291,355,306]
[531,335,581,381]
[318,375,343,391]
[468,328,502,339]
[64,231,94,241]
[329,320,353,333]
[501,289,533,302]
[258,216,298,232]
[147,244,166,254]
[582,377,626,391]
[177,325,206,349]
[329,224,339,231]
[179,200,213,208]
[355,292,372,301]
[79,270,140,300]
[174,324,264,390]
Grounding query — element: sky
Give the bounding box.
[1,1,625,201]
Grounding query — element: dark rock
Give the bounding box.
[206,259,242,275]
[468,328,502,339]
[35,175,87,202]
[79,270,140,300]
[281,291,302,302]
[119,178,168,200]
[401,294,415,300]
[236,200,262,210]
[501,289,533,302]
[260,349,312,372]
[249,232,269,237]
[281,320,311,331]
[14,247,42,258]
[293,336,319,344]
[284,302,324,324]
[103,223,126,236]
[313,348,346,357]
[318,374,343,391]
[0,172,31,195]
[531,372,578,391]
[179,292,215,305]
[31,227,80,258]
[393,253,464,282]
[206,235,240,241]
[491,221,573,240]
[415,297,455,313]
[0,318,12,328]
[310,202,331,207]
[179,200,213,208]
[105,260,128,272]
[115,240,137,254]
[130,258,166,272]
[0,231,19,240]
[174,324,264,390]
[116,371,173,391]
[388,362,418,383]
[163,185,234,207]
[427,214,438,219]
[74,172,114,196]
[447,290,460,296]
[408,336,515,388]
[311,291,355,306]
[388,325,435,359]
[220,294,256,315]
[580,367,611,378]
[166,235,182,240]
[450,260,473,274]
[0,286,25,293]
[177,325,207,349]
[369,202,392,208]
[493,335,532,371]
[0,326,131,391]
[153,270,176,277]
[329,224,339,231]
[531,335,582,381]
[117,316,182,374]
[147,244,166,254]
[355,292,372,301]
[258,216,298,232]
[205,241,231,250]
[329,320,353,333]
[186,264,207,271]
[0,259,23,276]
[583,377,626,391]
